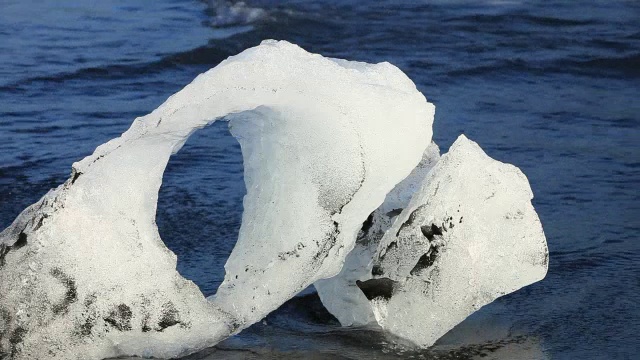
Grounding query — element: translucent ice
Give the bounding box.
[366,135,549,347]
[314,142,441,326]
[0,40,434,359]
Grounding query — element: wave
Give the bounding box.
[0,44,244,91]
[561,53,640,77]
[443,13,597,27]
[446,53,640,78]
[204,0,267,27]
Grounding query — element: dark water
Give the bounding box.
[1,0,638,359]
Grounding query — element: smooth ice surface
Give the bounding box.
[0,40,434,359]
[369,135,548,347]
[314,142,440,326]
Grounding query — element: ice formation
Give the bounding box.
[0,39,548,359]
[338,135,548,346]
[315,135,548,341]
[0,40,434,359]
[314,142,441,326]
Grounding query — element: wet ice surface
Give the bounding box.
[0,40,437,358]
[367,135,547,347]
[1,0,639,359]
[114,293,548,360]
[315,142,442,327]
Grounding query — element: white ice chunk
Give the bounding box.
[314,142,440,326]
[367,135,548,347]
[0,40,434,359]
[210,43,435,329]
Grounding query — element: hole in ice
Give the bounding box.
[356,278,398,301]
[410,248,439,276]
[420,223,443,241]
[156,121,245,296]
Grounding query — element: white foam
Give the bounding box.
[207,1,266,27]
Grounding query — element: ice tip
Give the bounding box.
[259,39,280,46]
[450,133,477,150]
[454,133,469,143]
[259,39,299,50]
[447,134,492,162]
[253,40,309,58]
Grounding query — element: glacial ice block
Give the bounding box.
[314,142,440,326]
[367,135,548,347]
[0,40,434,359]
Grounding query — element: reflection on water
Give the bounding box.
[114,293,548,359]
[213,296,544,359]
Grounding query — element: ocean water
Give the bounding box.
[0,0,638,359]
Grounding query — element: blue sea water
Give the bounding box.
[0,0,638,359]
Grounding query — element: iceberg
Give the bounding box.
[347,135,548,346]
[0,40,434,359]
[314,141,441,326]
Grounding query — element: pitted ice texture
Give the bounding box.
[0,40,433,359]
[368,135,548,347]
